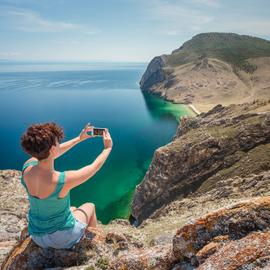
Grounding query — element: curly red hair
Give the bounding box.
[20,122,64,160]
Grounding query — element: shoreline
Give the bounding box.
[188,104,201,115]
[142,89,201,116]
[146,91,201,116]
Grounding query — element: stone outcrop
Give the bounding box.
[1,226,145,270]
[139,55,167,92]
[0,170,29,264]
[173,197,270,266]
[131,100,270,225]
[3,195,270,269]
[198,231,270,269]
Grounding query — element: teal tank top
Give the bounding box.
[20,160,76,236]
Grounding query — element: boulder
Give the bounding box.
[173,197,270,266]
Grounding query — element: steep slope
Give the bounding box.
[131,99,270,225]
[140,33,270,112]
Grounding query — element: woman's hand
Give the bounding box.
[79,122,94,141]
[103,128,113,150]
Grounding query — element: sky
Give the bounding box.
[0,0,270,62]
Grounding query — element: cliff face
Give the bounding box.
[131,100,270,225]
[140,33,270,112]
[139,55,167,91]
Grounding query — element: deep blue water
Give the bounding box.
[0,62,193,223]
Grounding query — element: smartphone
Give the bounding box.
[92,127,106,136]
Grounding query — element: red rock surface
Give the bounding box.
[198,231,270,270]
[173,197,270,266]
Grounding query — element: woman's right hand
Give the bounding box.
[103,129,113,150]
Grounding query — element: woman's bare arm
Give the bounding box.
[64,148,112,189]
[56,123,93,159]
[56,136,82,159]
[64,128,113,189]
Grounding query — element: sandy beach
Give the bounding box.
[188,104,201,115]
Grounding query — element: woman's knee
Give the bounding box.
[79,202,95,222]
[83,202,95,212]
[70,206,77,212]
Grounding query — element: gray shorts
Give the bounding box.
[30,218,88,249]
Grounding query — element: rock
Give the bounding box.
[3,188,270,269]
[106,232,128,250]
[172,197,270,265]
[195,235,231,265]
[0,170,29,264]
[198,231,270,270]
[171,263,195,270]
[1,224,147,270]
[200,104,225,118]
[1,227,103,270]
[108,219,131,226]
[149,234,173,246]
[140,56,167,91]
[111,244,177,270]
[195,241,222,265]
[1,236,89,270]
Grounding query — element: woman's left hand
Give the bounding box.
[79,122,94,141]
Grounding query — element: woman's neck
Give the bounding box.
[37,157,55,172]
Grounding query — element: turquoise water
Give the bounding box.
[0,62,194,224]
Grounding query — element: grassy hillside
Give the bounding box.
[168,32,270,72]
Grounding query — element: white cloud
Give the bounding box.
[0,51,21,58]
[150,0,214,23]
[221,20,270,36]
[143,0,214,35]
[142,0,270,39]
[84,30,101,35]
[189,0,220,8]
[0,6,99,34]
[52,40,81,45]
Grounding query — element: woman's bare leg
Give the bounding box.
[72,203,97,228]
[70,206,77,212]
[88,207,97,228]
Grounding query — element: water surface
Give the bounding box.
[0,62,194,223]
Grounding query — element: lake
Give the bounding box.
[0,61,194,224]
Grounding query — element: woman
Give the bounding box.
[20,122,113,249]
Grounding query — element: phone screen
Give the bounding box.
[93,128,105,136]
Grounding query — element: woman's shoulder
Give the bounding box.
[23,157,38,166]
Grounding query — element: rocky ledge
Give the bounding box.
[2,192,270,269]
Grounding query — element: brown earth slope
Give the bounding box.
[140,33,270,112]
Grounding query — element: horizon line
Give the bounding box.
[0,59,149,63]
